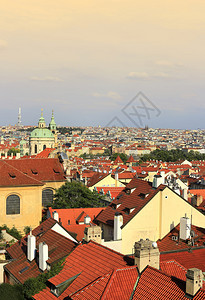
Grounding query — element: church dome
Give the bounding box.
[30,128,54,139]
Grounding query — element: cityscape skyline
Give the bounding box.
[0,1,205,129]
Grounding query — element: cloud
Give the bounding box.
[0,40,7,50]
[155,60,183,68]
[126,72,149,80]
[127,71,178,80]
[30,76,63,82]
[92,91,121,100]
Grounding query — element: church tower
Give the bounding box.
[49,110,58,146]
[38,109,46,128]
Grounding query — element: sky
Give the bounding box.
[0,0,205,129]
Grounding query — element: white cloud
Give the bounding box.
[30,76,63,82]
[92,91,121,100]
[0,40,7,50]
[126,72,149,80]
[155,60,183,68]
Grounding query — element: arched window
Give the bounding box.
[42,189,54,207]
[35,144,37,153]
[43,145,46,150]
[6,195,20,215]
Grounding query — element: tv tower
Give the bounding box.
[17,107,22,127]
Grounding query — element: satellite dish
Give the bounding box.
[152,241,158,248]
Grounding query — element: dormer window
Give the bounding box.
[31,169,38,175]
[9,172,16,179]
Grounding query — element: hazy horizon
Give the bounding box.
[1,1,205,130]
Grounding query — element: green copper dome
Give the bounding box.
[30,128,54,138]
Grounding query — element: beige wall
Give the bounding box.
[0,186,42,232]
[121,187,205,254]
[89,175,124,191]
[0,181,65,233]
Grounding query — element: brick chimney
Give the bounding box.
[134,239,159,273]
[186,268,203,296]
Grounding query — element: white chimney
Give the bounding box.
[52,211,59,222]
[39,242,48,271]
[186,268,203,296]
[27,232,36,261]
[84,215,91,225]
[152,175,164,188]
[180,216,191,240]
[5,152,7,159]
[16,152,20,159]
[114,212,123,240]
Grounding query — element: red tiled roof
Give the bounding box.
[5,218,77,283]
[160,260,187,281]
[95,178,163,228]
[87,172,109,187]
[71,266,138,300]
[113,156,123,164]
[95,187,124,199]
[133,266,205,300]
[33,241,132,299]
[35,148,55,158]
[0,158,66,187]
[157,224,205,253]
[160,248,205,272]
[126,155,135,163]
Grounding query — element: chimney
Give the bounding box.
[84,215,91,225]
[186,268,203,296]
[5,152,7,159]
[134,239,159,273]
[27,231,36,261]
[152,175,164,188]
[196,195,203,206]
[39,242,48,271]
[52,211,59,222]
[16,152,20,159]
[180,216,191,240]
[114,212,123,240]
[84,226,102,244]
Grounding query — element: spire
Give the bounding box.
[38,109,46,128]
[49,110,56,131]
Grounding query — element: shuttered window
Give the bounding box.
[42,189,54,207]
[6,195,20,215]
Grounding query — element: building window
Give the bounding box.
[35,144,37,153]
[42,189,54,207]
[43,145,46,150]
[6,195,20,215]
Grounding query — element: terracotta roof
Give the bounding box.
[0,158,66,187]
[48,207,104,241]
[160,248,205,272]
[5,218,77,284]
[95,187,124,199]
[35,148,55,158]
[33,241,133,299]
[126,155,135,163]
[71,266,138,299]
[113,156,123,164]
[132,266,205,300]
[95,178,163,228]
[160,259,187,281]
[87,172,109,187]
[157,224,205,253]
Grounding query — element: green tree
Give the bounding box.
[52,181,105,209]
[0,283,24,300]
[7,147,20,156]
[0,225,22,240]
